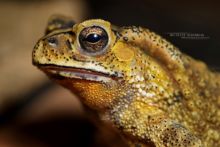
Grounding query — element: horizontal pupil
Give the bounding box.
[85,33,101,43]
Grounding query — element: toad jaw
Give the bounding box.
[36,64,126,110]
[37,64,120,83]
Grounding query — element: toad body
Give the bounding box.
[32,16,220,147]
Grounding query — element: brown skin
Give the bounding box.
[32,15,220,147]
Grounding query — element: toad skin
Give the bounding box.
[32,16,220,147]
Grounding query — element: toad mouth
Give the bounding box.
[37,64,119,82]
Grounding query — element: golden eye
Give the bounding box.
[78,26,109,55]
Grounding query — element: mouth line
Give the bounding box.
[37,64,119,82]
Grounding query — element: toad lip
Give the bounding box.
[37,64,120,82]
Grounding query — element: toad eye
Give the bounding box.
[78,26,109,55]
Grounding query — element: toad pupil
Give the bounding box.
[84,33,101,43]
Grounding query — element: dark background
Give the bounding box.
[87,0,220,68]
[0,0,219,146]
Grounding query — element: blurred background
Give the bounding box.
[0,0,219,146]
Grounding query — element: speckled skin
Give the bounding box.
[32,16,220,147]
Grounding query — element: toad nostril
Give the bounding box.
[47,37,58,47]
